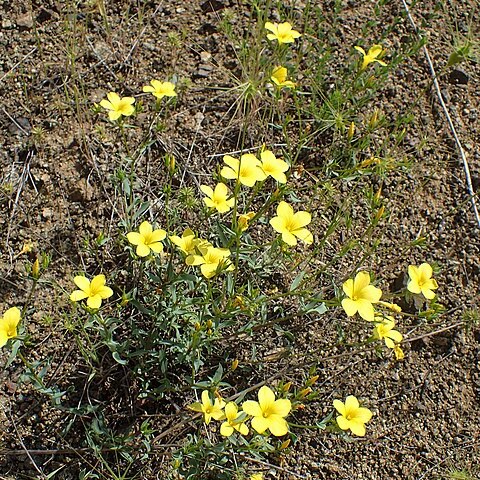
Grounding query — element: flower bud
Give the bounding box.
[347,121,355,140]
[369,108,379,129]
[165,154,176,175]
[279,439,291,450]
[298,387,312,398]
[231,359,239,371]
[283,381,292,392]
[32,258,40,278]
[375,205,385,221]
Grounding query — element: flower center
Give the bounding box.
[142,233,154,245]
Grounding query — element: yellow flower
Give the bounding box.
[18,242,35,255]
[251,475,264,480]
[333,395,373,437]
[354,45,387,71]
[127,221,167,257]
[70,274,113,309]
[269,201,313,246]
[142,80,177,99]
[170,228,199,256]
[260,150,289,183]
[220,402,249,436]
[188,390,226,425]
[238,211,255,232]
[407,263,438,300]
[200,183,235,213]
[187,245,234,279]
[242,385,291,436]
[99,92,135,121]
[265,22,301,44]
[271,66,296,89]
[0,307,21,347]
[393,344,405,360]
[373,317,403,348]
[341,271,382,322]
[221,154,267,187]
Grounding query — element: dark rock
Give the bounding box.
[36,8,53,24]
[201,0,230,13]
[449,69,469,85]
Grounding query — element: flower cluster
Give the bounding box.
[341,271,403,359]
[99,78,176,121]
[340,263,439,361]
[0,307,21,347]
[189,386,291,437]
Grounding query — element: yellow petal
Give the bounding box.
[293,228,313,244]
[74,275,91,292]
[271,398,291,417]
[139,221,153,236]
[70,290,88,302]
[360,284,382,303]
[136,243,150,257]
[277,201,294,220]
[127,232,142,245]
[269,216,287,235]
[407,279,421,294]
[99,286,114,299]
[292,211,311,229]
[90,274,106,291]
[3,307,20,326]
[264,22,277,33]
[344,395,360,411]
[336,415,351,431]
[224,402,238,421]
[282,231,297,246]
[251,415,270,434]
[268,415,289,436]
[349,419,367,436]
[341,298,358,317]
[149,230,167,243]
[418,262,433,279]
[422,287,436,300]
[354,271,371,292]
[107,92,120,104]
[99,99,113,110]
[149,242,164,253]
[242,400,262,417]
[258,386,275,411]
[354,46,366,56]
[200,185,213,198]
[356,299,375,322]
[342,278,354,298]
[220,422,234,436]
[333,399,346,416]
[355,407,373,423]
[87,295,102,309]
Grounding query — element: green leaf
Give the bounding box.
[290,271,306,291]
[112,351,128,365]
